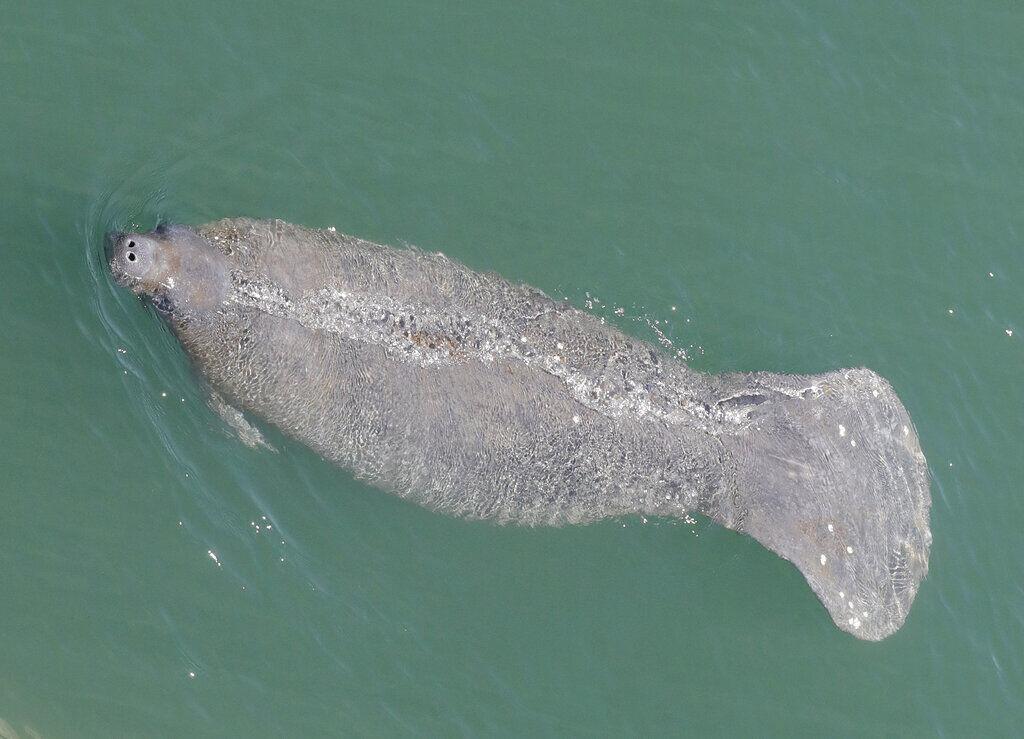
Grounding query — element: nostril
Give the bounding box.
[127,240,135,249]
[126,252,136,262]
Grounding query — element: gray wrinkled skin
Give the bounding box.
[107,218,931,640]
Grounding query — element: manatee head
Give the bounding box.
[107,224,231,318]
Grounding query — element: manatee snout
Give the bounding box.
[107,230,162,293]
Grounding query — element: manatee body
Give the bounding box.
[108,218,931,640]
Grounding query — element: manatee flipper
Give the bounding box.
[705,368,931,640]
[209,391,277,452]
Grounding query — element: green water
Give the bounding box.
[2,1,1021,736]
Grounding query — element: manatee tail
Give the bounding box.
[702,368,931,640]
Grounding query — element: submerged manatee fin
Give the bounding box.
[209,391,277,452]
[706,368,931,640]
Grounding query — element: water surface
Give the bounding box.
[1,2,1022,736]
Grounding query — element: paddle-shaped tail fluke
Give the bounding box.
[705,368,931,640]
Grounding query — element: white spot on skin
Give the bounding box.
[847,546,854,554]
[872,389,879,397]
[839,591,845,599]
[820,554,828,565]
[838,424,846,437]
[849,601,854,609]
[863,611,869,618]
[827,523,834,533]
[851,439,856,447]
[572,415,581,424]
[903,426,909,436]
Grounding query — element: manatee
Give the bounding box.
[107,218,931,640]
